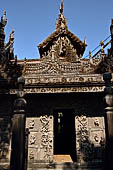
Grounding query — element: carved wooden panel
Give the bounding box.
[26,116,53,163]
[0,117,11,161]
[75,116,105,163]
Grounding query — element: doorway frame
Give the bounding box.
[53,108,76,162]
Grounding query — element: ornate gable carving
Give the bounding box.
[38,1,86,62]
[41,36,79,63]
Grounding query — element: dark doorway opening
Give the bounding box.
[54,109,76,162]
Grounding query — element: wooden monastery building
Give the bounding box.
[0,1,113,170]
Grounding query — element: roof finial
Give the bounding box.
[60,0,63,14]
[1,10,7,26]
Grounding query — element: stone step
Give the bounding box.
[28,162,102,170]
[0,161,103,170]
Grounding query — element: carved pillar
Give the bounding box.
[10,76,27,170]
[103,72,113,170]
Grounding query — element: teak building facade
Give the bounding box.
[0,1,113,170]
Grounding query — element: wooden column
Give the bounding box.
[103,72,113,170]
[10,77,27,170]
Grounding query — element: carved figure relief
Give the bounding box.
[94,118,100,127]
[29,151,34,160]
[75,116,105,163]
[0,117,11,161]
[28,120,35,129]
[59,37,67,56]
[40,36,79,63]
[29,135,36,145]
[26,116,53,162]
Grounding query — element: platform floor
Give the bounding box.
[54,155,73,163]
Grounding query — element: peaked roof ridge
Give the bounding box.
[38,28,85,49]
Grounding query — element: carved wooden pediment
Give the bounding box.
[38,2,86,62]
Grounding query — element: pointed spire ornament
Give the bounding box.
[3,10,6,19]
[84,36,87,46]
[100,40,104,54]
[56,0,68,30]
[1,10,7,26]
[60,0,63,14]
[0,10,7,48]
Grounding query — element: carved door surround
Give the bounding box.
[25,114,105,164]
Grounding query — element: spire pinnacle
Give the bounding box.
[56,0,67,30]
[60,0,63,14]
[1,10,7,26]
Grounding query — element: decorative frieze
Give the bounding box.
[24,74,104,85]
[23,60,92,75]
[9,86,105,95]
[20,50,112,76]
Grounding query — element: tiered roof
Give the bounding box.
[0,2,113,93]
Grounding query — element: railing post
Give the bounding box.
[103,72,113,170]
[110,19,113,57]
[10,76,27,170]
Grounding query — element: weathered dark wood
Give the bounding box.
[10,76,27,170]
[10,114,26,170]
[103,72,113,170]
[25,128,29,170]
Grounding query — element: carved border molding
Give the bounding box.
[24,74,104,85]
[9,86,105,94]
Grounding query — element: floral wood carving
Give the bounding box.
[40,115,53,161]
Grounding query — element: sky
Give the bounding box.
[1,0,113,60]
